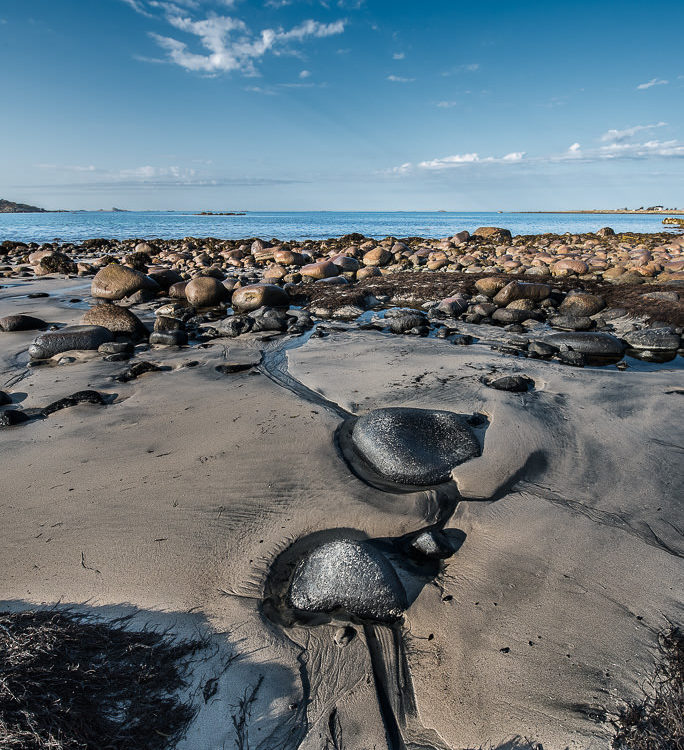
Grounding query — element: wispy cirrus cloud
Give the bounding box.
[600,122,667,142]
[387,74,414,83]
[120,0,346,75]
[636,77,669,90]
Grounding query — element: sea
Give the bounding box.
[0,211,678,245]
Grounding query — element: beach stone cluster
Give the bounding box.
[1,228,681,372]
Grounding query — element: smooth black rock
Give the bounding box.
[543,332,625,358]
[29,325,113,359]
[287,539,407,623]
[0,391,11,406]
[351,407,481,486]
[42,390,106,416]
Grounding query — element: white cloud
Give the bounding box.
[436,101,458,108]
[600,121,667,142]
[387,75,414,83]
[151,16,345,74]
[597,139,684,159]
[389,130,684,175]
[418,153,481,169]
[636,78,669,90]
[299,69,311,78]
[123,1,346,75]
[392,52,405,60]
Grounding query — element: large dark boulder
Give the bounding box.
[351,407,481,485]
[287,539,407,623]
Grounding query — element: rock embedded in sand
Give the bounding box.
[29,325,114,360]
[184,276,228,307]
[81,304,147,339]
[231,283,289,312]
[42,390,106,416]
[351,407,481,485]
[0,391,11,406]
[287,539,408,623]
[0,314,48,332]
[91,264,159,301]
[483,374,535,392]
[114,361,162,382]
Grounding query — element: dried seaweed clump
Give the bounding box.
[0,609,204,750]
[612,626,684,750]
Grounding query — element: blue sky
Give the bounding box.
[1,0,683,210]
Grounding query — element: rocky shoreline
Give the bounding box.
[0,227,682,384]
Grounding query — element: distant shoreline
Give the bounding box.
[512,210,684,215]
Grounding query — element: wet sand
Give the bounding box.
[1,266,683,748]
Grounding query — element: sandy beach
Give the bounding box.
[1,229,682,749]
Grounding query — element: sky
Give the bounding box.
[1,0,683,210]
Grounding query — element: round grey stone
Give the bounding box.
[287,539,407,623]
[351,407,481,485]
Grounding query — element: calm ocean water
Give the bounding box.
[0,211,677,244]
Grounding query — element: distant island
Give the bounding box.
[195,211,246,216]
[0,198,46,213]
